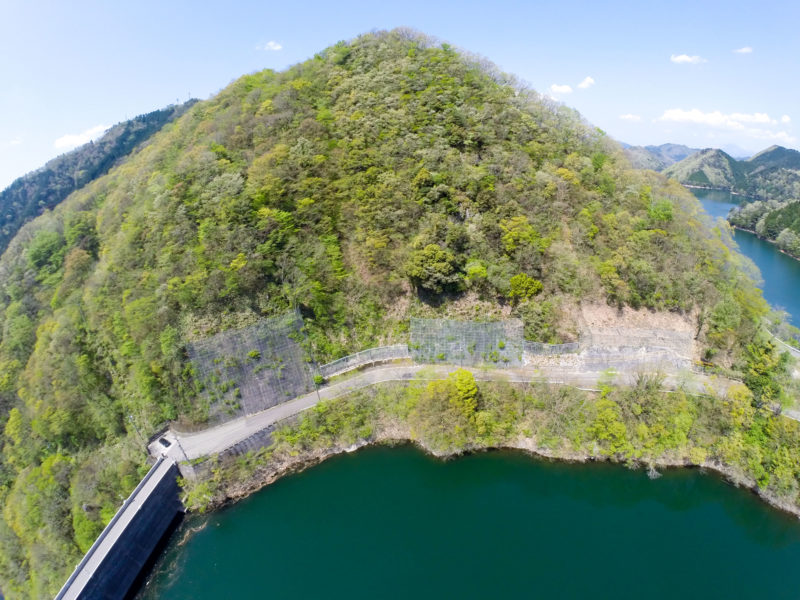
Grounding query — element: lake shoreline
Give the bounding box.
[200,427,800,523]
[731,224,800,263]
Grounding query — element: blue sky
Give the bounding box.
[1,0,798,190]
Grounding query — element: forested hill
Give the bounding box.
[0,100,196,254]
[664,144,800,201]
[749,145,800,173]
[0,30,775,597]
[663,148,748,189]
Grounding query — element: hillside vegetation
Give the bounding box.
[0,101,195,256]
[665,144,800,202]
[0,30,786,597]
[728,199,800,258]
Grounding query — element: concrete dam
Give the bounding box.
[55,456,184,600]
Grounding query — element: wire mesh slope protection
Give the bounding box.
[186,311,317,424]
[410,318,524,367]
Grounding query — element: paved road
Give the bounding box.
[162,363,729,462]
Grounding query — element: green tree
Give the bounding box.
[743,340,788,407]
[499,216,541,254]
[405,244,462,294]
[26,230,65,275]
[450,369,478,418]
[647,199,673,224]
[508,273,543,302]
[64,211,99,256]
[589,392,633,457]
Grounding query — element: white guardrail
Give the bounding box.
[318,340,587,379]
[319,344,411,378]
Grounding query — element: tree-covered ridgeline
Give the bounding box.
[0,101,196,257]
[0,30,788,597]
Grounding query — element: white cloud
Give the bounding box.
[670,54,707,64]
[257,40,282,51]
[657,108,796,145]
[782,115,791,124]
[619,114,642,122]
[549,83,572,94]
[53,124,108,150]
[733,46,753,54]
[577,76,595,89]
[747,129,797,144]
[657,108,777,128]
[732,112,776,124]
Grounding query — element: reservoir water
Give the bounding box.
[138,446,800,599]
[693,188,800,322]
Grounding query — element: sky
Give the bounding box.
[1,0,798,190]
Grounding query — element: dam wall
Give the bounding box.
[55,456,184,600]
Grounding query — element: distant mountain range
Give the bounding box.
[624,143,800,202]
[623,143,700,171]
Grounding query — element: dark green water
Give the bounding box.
[694,188,800,322]
[139,446,800,599]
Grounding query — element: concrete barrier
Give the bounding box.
[55,456,184,600]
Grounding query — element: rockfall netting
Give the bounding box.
[409,318,525,366]
[187,311,316,424]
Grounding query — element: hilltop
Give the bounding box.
[0,30,787,597]
[0,101,196,255]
